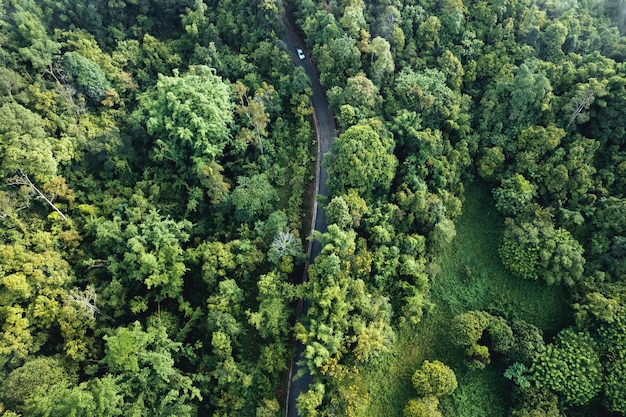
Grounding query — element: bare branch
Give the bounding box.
[7,171,68,220]
[66,285,113,321]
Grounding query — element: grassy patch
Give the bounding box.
[358,182,571,417]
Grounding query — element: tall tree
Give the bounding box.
[326,121,397,201]
[135,65,233,208]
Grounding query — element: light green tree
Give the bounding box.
[404,396,442,417]
[0,103,57,183]
[102,322,201,416]
[135,65,233,206]
[411,360,458,397]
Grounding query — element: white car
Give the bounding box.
[297,48,305,60]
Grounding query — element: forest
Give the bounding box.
[1,0,626,416]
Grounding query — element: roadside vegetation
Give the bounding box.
[1,0,626,416]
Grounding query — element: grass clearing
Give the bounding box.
[358,182,571,417]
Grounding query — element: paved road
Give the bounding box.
[281,9,336,417]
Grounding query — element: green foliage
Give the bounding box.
[325,195,353,228]
[0,356,71,412]
[9,4,61,71]
[25,376,123,417]
[0,102,57,183]
[136,66,233,208]
[94,195,191,314]
[247,271,293,340]
[597,313,626,413]
[0,236,77,364]
[297,383,325,417]
[411,360,458,397]
[530,328,602,406]
[139,67,232,155]
[504,363,531,389]
[230,173,279,224]
[297,225,395,374]
[102,322,201,415]
[428,217,457,252]
[477,147,505,179]
[493,174,536,216]
[328,73,382,124]
[510,386,562,417]
[326,121,397,201]
[499,216,585,286]
[403,396,442,417]
[2,0,626,416]
[450,311,489,347]
[62,51,111,104]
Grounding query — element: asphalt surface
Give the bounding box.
[281,10,336,417]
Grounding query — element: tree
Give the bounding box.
[493,174,536,216]
[411,360,458,397]
[315,35,362,88]
[135,65,232,207]
[565,78,607,127]
[367,36,394,85]
[326,121,397,200]
[325,196,353,228]
[94,197,191,314]
[247,271,293,339]
[598,314,626,413]
[297,383,324,417]
[510,386,562,417]
[477,146,505,179]
[416,16,441,52]
[0,356,71,412]
[340,0,367,38]
[404,396,442,417]
[451,311,490,347]
[508,63,552,126]
[233,81,273,154]
[428,217,456,252]
[9,4,61,71]
[296,225,395,374]
[0,102,58,183]
[102,322,201,416]
[0,239,75,365]
[394,67,466,132]
[499,216,585,286]
[229,173,279,224]
[7,171,68,220]
[62,51,111,104]
[328,73,382,124]
[0,67,27,102]
[138,67,231,158]
[24,376,123,417]
[530,328,601,406]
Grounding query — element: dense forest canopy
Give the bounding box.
[0,0,626,416]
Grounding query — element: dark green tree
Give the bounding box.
[530,328,601,406]
[499,216,585,286]
[62,51,111,104]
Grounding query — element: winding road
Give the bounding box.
[281,7,336,417]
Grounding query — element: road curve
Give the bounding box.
[281,8,336,417]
